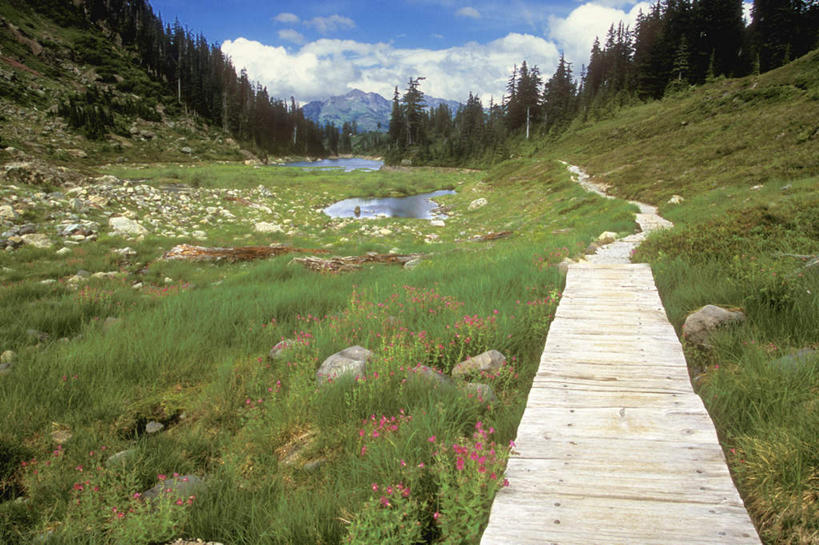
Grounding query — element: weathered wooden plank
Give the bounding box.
[481,263,760,544]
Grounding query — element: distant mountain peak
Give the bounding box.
[303,90,461,132]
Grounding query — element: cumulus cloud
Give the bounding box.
[221,34,559,105]
[743,2,753,25]
[456,7,481,18]
[548,2,650,68]
[273,12,300,24]
[278,29,305,44]
[305,15,356,34]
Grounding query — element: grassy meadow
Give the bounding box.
[0,160,636,544]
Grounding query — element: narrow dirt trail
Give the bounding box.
[565,163,673,263]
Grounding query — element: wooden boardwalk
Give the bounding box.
[481,263,761,545]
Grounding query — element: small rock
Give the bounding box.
[302,458,328,473]
[667,194,684,204]
[770,349,816,373]
[145,421,164,434]
[26,329,49,343]
[56,247,71,256]
[403,257,422,270]
[409,365,454,387]
[268,339,296,361]
[682,305,745,348]
[141,474,204,500]
[597,231,617,244]
[452,350,506,378]
[780,184,792,191]
[0,350,16,365]
[316,345,372,384]
[750,184,763,191]
[0,204,16,220]
[21,233,53,249]
[105,449,137,468]
[109,216,148,236]
[50,427,71,445]
[102,317,121,331]
[430,220,445,227]
[180,147,193,154]
[463,383,498,403]
[468,198,487,211]
[378,228,393,236]
[254,222,283,234]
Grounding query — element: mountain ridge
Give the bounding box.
[303,89,461,132]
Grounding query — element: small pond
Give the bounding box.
[281,157,383,172]
[323,190,455,220]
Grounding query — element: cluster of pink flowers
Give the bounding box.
[358,411,412,456]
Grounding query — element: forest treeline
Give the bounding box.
[21,0,326,155]
[385,0,819,165]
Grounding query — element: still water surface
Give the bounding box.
[323,190,455,220]
[282,157,383,172]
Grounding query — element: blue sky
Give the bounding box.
[149,1,751,104]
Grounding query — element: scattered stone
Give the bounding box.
[254,222,283,233]
[780,184,792,191]
[585,241,601,254]
[667,194,684,204]
[770,349,816,373]
[40,278,56,285]
[131,282,143,289]
[316,345,372,384]
[463,383,498,403]
[111,247,136,257]
[109,216,148,236]
[597,231,618,244]
[302,458,328,473]
[268,339,296,361]
[430,220,445,227]
[50,426,71,445]
[468,197,487,210]
[470,231,513,242]
[180,147,193,154]
[26,329,49,343]
[750,184,764,191]
[145,421,164,434]
[21,233,53,249]
[403,257,422,270]
[0,204,16,220]
[0,350,15,365]
[56,247,71,256]
[452,350,506,378]
[192,230,207,239]
[105,449,137,468]
[141,474,204,501]
[378,228,393,236]
[409,365,454,387]
[682,305,745,348]
[102,317,121,332]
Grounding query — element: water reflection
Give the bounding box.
[323,190,455,220]
[281,158,383,172]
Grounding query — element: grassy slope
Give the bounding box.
[536,50,819,545]
[0,2,243,167]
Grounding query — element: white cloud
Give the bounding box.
[273,12,300,24]
[456,7,481,18]
[743,2,752,26]
[221,34,559,105]
[548,2,650,69]
[278,29,305,44]
[304,15,356,34]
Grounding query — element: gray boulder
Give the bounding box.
[463,383,498,404]
[268,339,296,361]
[316,345,372,384]
[452,350,506,378]
[682,305,745,348]
[409,365,454,387]
[142,474,204,501]
[771,349,816,373]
